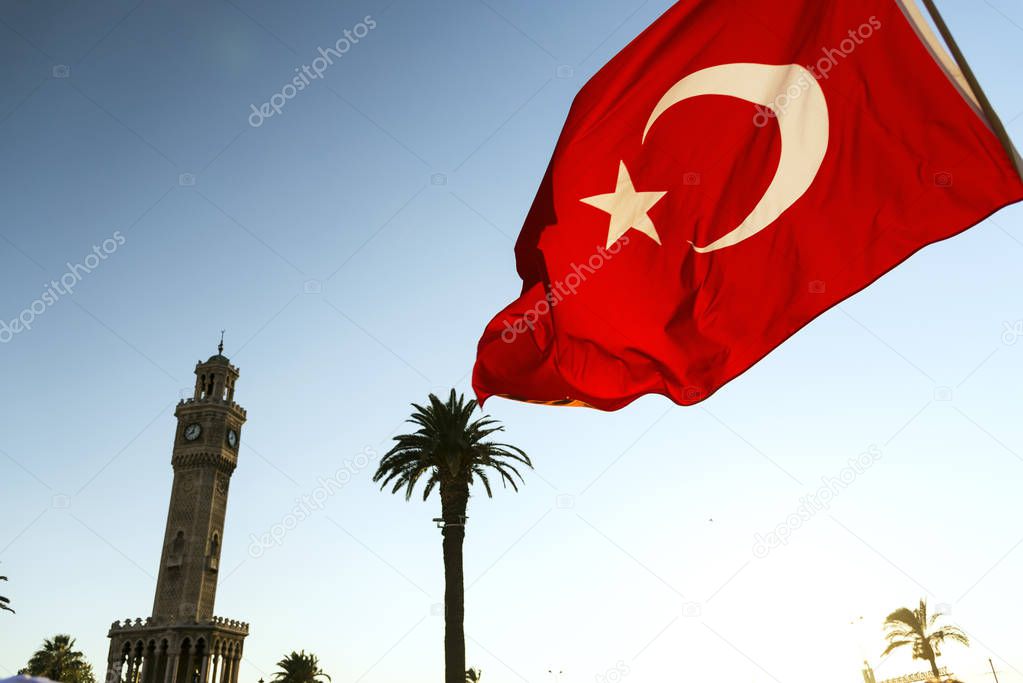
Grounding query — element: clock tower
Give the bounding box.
[104,342,250,683]
[153,346,245,620]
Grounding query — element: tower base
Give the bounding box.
[106,616,248,683]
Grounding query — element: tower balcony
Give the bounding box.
[177,397,247,418]
[109,615,250,636]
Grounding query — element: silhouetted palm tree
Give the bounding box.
[883,599,969,679]
[374,390,532,683]
[270,651,330,683]
[0,564,12,614]
[20,634,95,683]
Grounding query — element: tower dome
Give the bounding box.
[193,335,239,402]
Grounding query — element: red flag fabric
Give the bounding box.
[473,0,1023,411]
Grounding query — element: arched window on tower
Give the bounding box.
[208,533,220,571]
[168,530,185,568]
[120,642,132,683]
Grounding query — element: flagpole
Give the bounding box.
[918,0,1023,178]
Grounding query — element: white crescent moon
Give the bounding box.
[643,63,829,253]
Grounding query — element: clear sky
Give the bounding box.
[1,1,1022,682]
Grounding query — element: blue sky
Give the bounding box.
[1,1,1023,682]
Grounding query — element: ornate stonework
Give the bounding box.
[104,348,249,683]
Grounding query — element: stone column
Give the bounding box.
[184,649,196,683]
[208,653,219,683]
[229,653,240,683]
[138,649,151,683]
[124,654,136,683]
[198,651,211,683]
[164,652,179,683]
[224,653,237,683]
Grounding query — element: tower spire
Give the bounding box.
[218,329,225,355]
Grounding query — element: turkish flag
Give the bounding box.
[473,0,1023,410]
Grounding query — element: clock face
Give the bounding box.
[184,423,202,441]
[227,429,238,448]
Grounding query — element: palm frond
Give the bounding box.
[0,567,11,614]
[882,640,914,656]
[472,467,494,498]
[373,389,533,503]
[422,472,441,501]
[884,608,923,634]
[931,627,970,648]
[885,627,915,640]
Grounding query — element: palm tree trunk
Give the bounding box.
[928,653,941,680]
[440,482,469,683]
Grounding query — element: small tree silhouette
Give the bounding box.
[271,651,330,683]
[883,599,969,679]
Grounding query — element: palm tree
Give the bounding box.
[883,599,969,679]
[374,390,532,683]
[20,634,96,683]
[270,651,330,683]
[0,564,12,614]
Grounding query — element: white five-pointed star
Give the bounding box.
[580,161,668,249]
